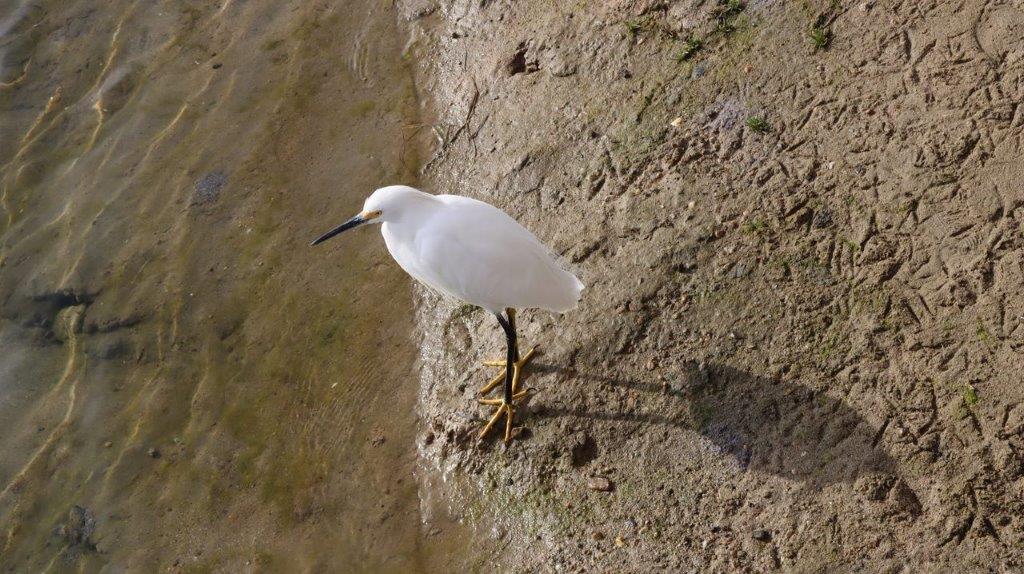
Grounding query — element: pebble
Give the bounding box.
[148,448,161,459]
[549,56,577,77]
[753,529,772,542]
[587,476,613,491]
[193,171,227,205]
[103,441,113,448]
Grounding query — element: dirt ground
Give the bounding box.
[400,0,1024,571]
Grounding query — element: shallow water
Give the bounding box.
[0,0,472,570]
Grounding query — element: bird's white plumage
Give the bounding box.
[364,186,583,314]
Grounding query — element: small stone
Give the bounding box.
[752,529,771,542]
[670,116,683,128]
[148,448,161,459]
[587,476,613,491]
[549,55,577,77]
[614,535,625,547]
[103,441,113,448]
[193,171,227,205]
[59,506,96,549]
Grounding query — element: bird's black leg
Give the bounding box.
[478,308,536,396]
[507,307,520,363]
[478,311,534,442]
[496,312,516,404]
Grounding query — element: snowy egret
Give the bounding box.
[312,185,583,442]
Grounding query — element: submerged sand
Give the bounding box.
[1,0,474,571]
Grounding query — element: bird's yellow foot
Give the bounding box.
[479,347,537,396]
[478,389,532,443]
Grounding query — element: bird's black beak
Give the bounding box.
[310,214,367,246]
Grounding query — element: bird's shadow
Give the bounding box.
[528,360,897,489]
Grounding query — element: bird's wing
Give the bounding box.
[412,196,582,313]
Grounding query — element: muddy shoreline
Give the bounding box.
[402,1,1024,571]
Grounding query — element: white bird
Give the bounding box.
[312,185,583,442]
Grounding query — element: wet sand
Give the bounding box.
[0,0,475,571]
[403,1,1024,571]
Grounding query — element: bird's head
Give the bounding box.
[310,185,428,246]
